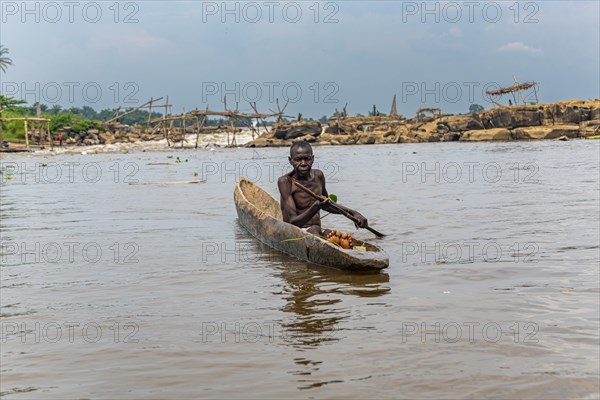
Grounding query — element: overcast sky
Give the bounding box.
[1,1,599,118]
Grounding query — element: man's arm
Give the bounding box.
[278,176,328,228]
[317,171,369,228]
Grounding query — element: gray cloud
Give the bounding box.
[0,1,598,117]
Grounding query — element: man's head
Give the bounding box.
[289,141,314,178]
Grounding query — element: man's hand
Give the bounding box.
[317,196,331,209]
[352,211,368,228]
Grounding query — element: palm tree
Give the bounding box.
[0,45,13,73]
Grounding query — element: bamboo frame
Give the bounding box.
[485,78,539,106]
[0,116,50,148]
[147,98,287,147]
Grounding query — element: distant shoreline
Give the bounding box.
[1,99,598,156]
[247,99,600,147]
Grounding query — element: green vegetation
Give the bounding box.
[469,104,485,114]
[0,45,13,73]
[0,109,28,142]
[0,101,271,143]
[0,103,111,143]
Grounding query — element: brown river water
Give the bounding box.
[1,141,599,399]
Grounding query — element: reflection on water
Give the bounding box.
[235,222,391,390]
[276,262,390,347]
[235,224,390,349]
[1,141,598,399]
[274,264,390,390]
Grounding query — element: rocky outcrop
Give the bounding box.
[245,99,600,147]
[272,121,322,140]
[459,128,512,141]
[57,124,164,146]
[248,121,323,147]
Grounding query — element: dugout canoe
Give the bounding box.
[234,177,389,271]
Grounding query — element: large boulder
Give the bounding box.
[272,121,322,140]
[459,128,511,141]
[318,133,355,145]
[445,115,484,131]
[511,107,543,127]
[295,134,318,143]
[246,120,323,147]
[353,130,398,144]
[323,121,357,135]
[480,107,542,129]
[396,135,420,143]
[542,103,591,125]
[323,124,340,134]
[512,125,581,140]
[480,109,513,128]
[245,136,288,147]
[99,133,115,144]
[580,120,600,136]
[355,132,378,144]
[126,134,140,143]
[442,132,461,141]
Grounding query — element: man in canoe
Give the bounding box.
[277,141,368,237]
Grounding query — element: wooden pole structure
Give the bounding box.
[0,117,49,148]
[163,96,169,144]
[48,122,53,149]
[250,102,270,136]
[195,115,206,149]
[144,101,284,147]
[230,117,236,146]
[104,97,164,124]
[226,121,230,146]
[24,117,29,147]
[181,114,186,148]
[168,119,173,147]
[194,116,200,149]
[35,103,43,146]
[513,75,526,105]
[147,98,153,129]
[111,107,122,123]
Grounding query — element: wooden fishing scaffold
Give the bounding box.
[148,97,289,148]
[104,97,172,130]
[0,102,52,148]
[486,76,539,107]
[416,107,441,120]
[0,113,51,148]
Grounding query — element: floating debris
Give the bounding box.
[128,180,206,185]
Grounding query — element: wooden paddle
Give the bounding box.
[292,179,386,237]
